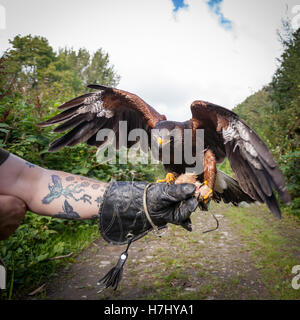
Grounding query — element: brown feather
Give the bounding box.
[58,93,94,110]
[190,100,290,218]
[38,84,166,153]
[36,105,81,127]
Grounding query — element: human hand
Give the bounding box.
[0,195,27,240]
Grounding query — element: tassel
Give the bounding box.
[97,235,133,293]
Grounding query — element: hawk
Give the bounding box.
[37,84,291,218]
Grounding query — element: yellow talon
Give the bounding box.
[203,188,213,200]
[198,182,213,204]
[156,173,176,184]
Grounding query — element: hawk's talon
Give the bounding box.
[197,182,213,204]
[156,173,176,184]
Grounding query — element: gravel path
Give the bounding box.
[25,202,300,300]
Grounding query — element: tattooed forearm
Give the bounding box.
[31,170,109,220]
[0,152,108,220]
[42,175,92,204]
[54,200,81,220]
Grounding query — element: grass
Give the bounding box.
[141,272,259,300]
[224,204,300,300]
[122,204,300,300]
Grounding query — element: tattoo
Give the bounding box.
[66,176,75,181]
[95,196,103,208]
[80,176,99,183]
[42,175,92,204]
[92,184,100,190]
[55,200,81,220]
[80,182,90,187]
[25,161,35,168]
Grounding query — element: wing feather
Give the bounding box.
[37,85,166,152]
[191,100,291,218]
[213,170,256,206]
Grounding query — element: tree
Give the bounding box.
[0,34,122,170]
[83,49,120,87]
[2,35,56,91]
[271,26,300,112]
[0,35,120,105]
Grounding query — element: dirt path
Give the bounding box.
[25,203,300,300]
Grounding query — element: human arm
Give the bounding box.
[0,152,106,220]
[0,151,198,242]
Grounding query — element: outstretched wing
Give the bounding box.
[37,84,166,152]
[191,100,291,218]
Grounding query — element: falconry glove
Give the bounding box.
[99,181,198,245]
[97,181,198,291]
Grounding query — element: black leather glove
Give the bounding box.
[99,181,198,245]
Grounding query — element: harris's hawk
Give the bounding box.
[37,84,291,218]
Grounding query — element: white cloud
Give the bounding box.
[0,0,298,121]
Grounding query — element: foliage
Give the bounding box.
[0,34,162,299]
[0,212,99,299]
[217,158,233,176]
[233,25,300,217]
[279,151,300,216]
[271,26,300,113]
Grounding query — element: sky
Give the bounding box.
[0,0,299,120]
